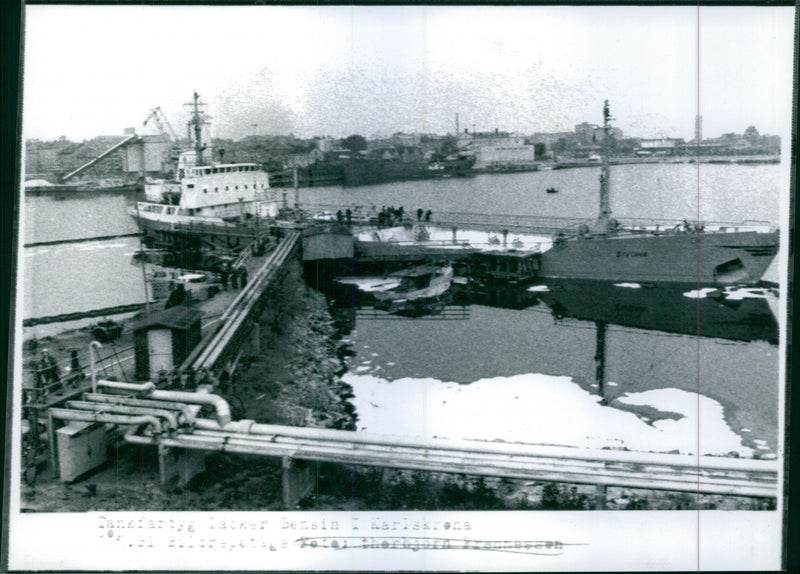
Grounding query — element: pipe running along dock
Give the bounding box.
[47,381,778,508]
[181,230,301,373]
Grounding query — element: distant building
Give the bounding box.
[574,122,623,146]
[57,142,99,173]
[458,129,536,169]
[121,134,174,177]
[316,137,339,153]
[637,138,684,156]
[24,140,63,176]
[390,132,421,147]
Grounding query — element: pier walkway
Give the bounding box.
[181,230,301,373]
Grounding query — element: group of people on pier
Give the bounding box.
[335,205,433,227]
[26,348,85,403]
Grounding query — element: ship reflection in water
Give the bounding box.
[531,279,778,345]
[332,273,778,346]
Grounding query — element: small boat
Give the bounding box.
[546,187,559,194]
[373,265,454,306]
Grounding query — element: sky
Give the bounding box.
[21,5,794,142]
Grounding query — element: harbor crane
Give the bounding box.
[142,106,178,141]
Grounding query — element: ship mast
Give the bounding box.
[185,92,208,166]
[597,100,613,231]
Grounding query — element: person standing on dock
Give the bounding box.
[166,283,187,309]
[417,208,424,222]
[345,208,352,224]
[425,210,432,222]
[40,349,60,393]
[29,359,44,401]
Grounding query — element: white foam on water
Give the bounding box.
[344,373,753,457]
[614,283,642,289]
[724,287,769,301]
[683,288,718,299]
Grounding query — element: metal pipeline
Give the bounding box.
[49,408,163,435]
[124,429,298,457]
[65,401,181,431]
[82,393,197,426]
[89,341,102,394]
[191,418,777,472]
[149,390,231,426]
[96,380,156,395]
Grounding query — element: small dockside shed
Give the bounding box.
[130,306,204,381]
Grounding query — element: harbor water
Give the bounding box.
[20,163,784,458]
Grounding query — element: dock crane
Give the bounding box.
[142,106,183,167]
[142,107,178,142]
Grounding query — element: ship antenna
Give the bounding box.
[598,100,613,231]
[185,92,208,166]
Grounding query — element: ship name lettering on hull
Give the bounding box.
[616,251,648,258]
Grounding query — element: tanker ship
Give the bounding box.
[539,102,779,285]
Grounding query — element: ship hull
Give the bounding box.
[540,230,778,285]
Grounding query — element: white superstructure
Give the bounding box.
[134,93,280,230]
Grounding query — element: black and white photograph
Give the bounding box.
[5,3,794,571]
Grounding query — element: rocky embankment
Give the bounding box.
[226,260,356,431]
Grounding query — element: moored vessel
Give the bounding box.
[132,93,280,235]
[539,102,779,285]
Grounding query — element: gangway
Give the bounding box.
[181,231,301,372]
